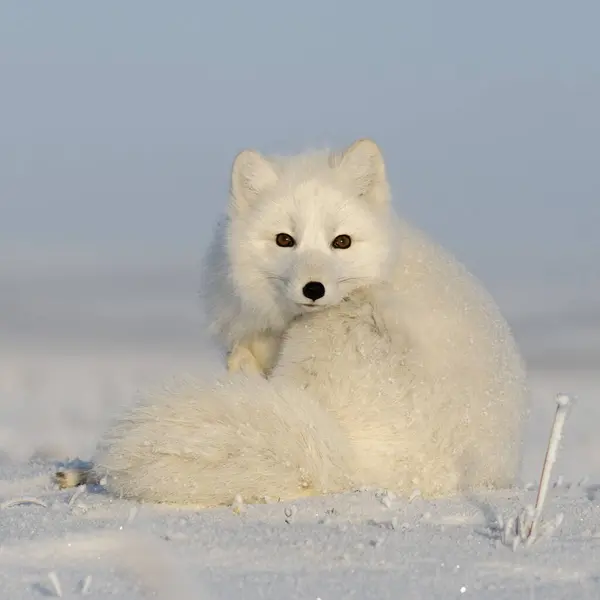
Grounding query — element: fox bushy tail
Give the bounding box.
[94,374,355,506]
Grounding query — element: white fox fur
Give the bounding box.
[90,139,528,506]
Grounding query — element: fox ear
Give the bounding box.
[230,149,278,214]
[338,139,389,207]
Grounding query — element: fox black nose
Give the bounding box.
[302,281,325,301]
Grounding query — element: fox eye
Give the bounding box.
[331,234,352,249]
[275,233,295,248]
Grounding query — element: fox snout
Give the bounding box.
[290,276,339,308]
[285,252,338,307]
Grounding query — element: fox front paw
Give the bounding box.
[227,344,267,377]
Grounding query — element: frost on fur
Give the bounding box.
[89,139,528,507]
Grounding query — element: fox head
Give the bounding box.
[226,139,394,325]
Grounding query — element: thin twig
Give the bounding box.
[526,393,572,541]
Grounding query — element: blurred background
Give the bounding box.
[0,1,598,479]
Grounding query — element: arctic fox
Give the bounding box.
[70,139,528,506]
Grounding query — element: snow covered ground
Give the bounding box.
[1,262,599,599]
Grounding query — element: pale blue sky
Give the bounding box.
[1,1,599,282]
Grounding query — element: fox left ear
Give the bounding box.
[338,139,389,207]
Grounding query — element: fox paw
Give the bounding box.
[227,345,267,377]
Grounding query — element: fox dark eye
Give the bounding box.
[275,233,295,248]
[331,234,352,249]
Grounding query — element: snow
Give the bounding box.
[1,263,599,599]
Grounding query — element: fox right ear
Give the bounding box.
[230,149,278,214]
